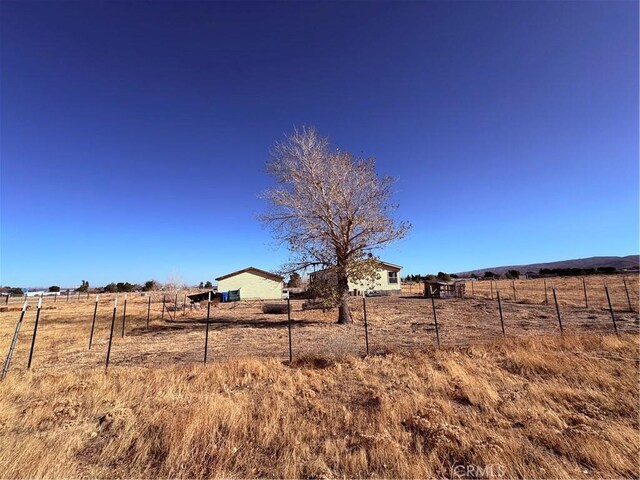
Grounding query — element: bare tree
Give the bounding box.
[261,127,410,324]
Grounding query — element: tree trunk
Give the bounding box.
[337,272,352,324]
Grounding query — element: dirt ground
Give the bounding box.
[1,274,638,375]
[2,275,637,479]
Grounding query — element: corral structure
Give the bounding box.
[424,281,465,298]
[187,291,217,303]
[215,267,284,300]
[309,260,402,296]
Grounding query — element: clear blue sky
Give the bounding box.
[1,1,638,287]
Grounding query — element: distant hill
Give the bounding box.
[456,255,639,277]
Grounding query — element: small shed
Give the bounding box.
[187,291,218,303]
[424,281,465,298]
[215,267,284,300]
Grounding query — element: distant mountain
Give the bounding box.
[456,255,639,277]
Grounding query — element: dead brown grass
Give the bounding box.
[403,274,639,311]
[0,280,638,477]
[0,334,638,478]
[1,283,638,371]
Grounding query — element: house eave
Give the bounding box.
[215,267,284,282]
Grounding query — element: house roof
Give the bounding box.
[215,267,284,282]
[377,261,402,270]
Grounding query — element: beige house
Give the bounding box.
[310,261,402,296]
[215,267,284,300]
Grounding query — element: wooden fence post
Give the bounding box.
[183,292,187,316]
[544,279,548,305]
[27,297,43,369]
[162,295,166,320]
[512,280,517,302]
[490,280,494,300]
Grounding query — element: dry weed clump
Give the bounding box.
[0,334,638,478]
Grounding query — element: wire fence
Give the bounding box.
[402,275,638,310]
[1,275,638,378]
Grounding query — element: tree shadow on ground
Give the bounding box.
[129,316,329,337]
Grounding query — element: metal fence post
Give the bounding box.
[623,277,633,312]
[204,292,211,363]
[89,295,99,349]
[431,295,440,346]
[1,301,28,380]
[604,282,619,336]
[146,296,151,330]
[27,297,43,369]
[120,293,127,337]
[362,295,369,356]
[497,289,505,337]
[583,277,589,309]
[105,298,117,370]
[552,286,563,335]
[287,296,293,362]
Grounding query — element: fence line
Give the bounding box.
[0,280,638,377]
[1,290,197,306]
[403,275,638,311]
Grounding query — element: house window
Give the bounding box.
[388,271,398,284]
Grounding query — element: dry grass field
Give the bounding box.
[402,274,639,309]
[0,274,638,477]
